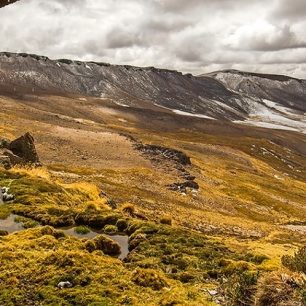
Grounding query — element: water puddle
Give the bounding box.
[0,214,24,233]
[0,214,129,260]
[61,227,129,260]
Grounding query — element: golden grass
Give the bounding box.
[11,166,51,180]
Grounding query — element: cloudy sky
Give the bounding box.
[1,0,306,77]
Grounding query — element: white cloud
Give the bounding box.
[0,0,306,78]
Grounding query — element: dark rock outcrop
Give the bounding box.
[9,132,40,164]
[131,138,199,194]
[135,144,191,166]
[0,133,40,168]
[167,181,199,194]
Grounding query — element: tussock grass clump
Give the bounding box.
[116,218,128,231]
[282,245,306,273]
[13,206,75,227]
[0,230,8,236]
[85,240,96,253]
[245,253,269,265]
[74,226,90,235]
[160,215,172,225]
[129,233,147,251]
[85,202,99,211]
[132,268,168,290]
[93,235,121,256]
[255,271,304,306]
[14,215,39,228]
[121,203,136,215]
[0,205,11,219]
[222,260,254,276]
[103,224,118,234]
[40,226,66,239]
[22,220,39,229]
[11,166,51,180]
[221,271,259,306]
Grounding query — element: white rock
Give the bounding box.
[208,289,218,296]
[57,281,73,289]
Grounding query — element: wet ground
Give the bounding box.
[0,214,24,233]
[61,227,129,260]
[0,214,129,260]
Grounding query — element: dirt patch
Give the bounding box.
[282,225,306,235]
[36,126,151,169]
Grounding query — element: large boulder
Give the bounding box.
[2,149,23,165]
[8,132,40,164]
[0,154,11,169]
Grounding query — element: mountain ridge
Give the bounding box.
[2,52,305,82]
[1,51,305,133]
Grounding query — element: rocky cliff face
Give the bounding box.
[207,69,306,112]
[0,52,305,132]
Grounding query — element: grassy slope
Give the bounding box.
[0,168,276,305]
[0,95,305,304]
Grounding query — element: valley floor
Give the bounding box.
[0,94,306,305]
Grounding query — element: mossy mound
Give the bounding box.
[92,235,121,256]
[103,224,118,234]
[0,228,209,305]
[132,268,168,290]
[74,226,90,235]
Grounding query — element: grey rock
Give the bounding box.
[1,187,14,202]
[57,281,73,289]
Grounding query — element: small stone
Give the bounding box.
[208,289,218,296]
[57,281,73,289]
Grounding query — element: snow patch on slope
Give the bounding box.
[153,102,216,120]
[172,109,216,120]
[234,99,306,134]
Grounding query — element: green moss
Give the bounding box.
[93,235,121,256]
[0,205,11,219]
[132,268,168,290]
[14,215,39,229]
[74,226,90,235]
[103,225,118,234]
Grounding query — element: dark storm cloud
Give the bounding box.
[106,27,143,49]
[0,0,306,77]
[271,0,306,21]
[227,24,306,51]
